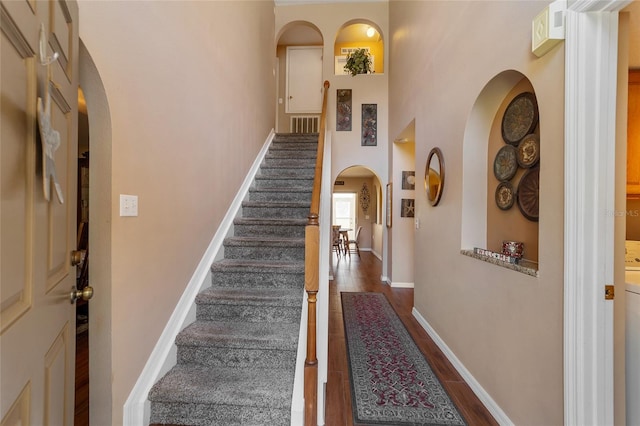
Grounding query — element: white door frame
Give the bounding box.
[564,1,632,424]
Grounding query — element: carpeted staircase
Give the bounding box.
[148,133,318,425]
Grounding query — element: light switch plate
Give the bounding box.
[120,194,138,217]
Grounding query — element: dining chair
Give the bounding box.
[332,225,343,258]
[346,225,362,258]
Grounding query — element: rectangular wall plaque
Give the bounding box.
[362,104,377,146]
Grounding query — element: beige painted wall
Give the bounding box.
[77,1,275,423]
[392,142,415,285]
[390,1,564,424]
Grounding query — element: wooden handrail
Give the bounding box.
[304,80,330,426]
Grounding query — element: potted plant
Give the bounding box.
[344,48,373,76]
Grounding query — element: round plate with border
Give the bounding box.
[493,145,518,182]
[495,181,515,210]
[517,167,539,222]
[501,92,539,146]
[517,134,540,168]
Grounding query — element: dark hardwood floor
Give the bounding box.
[325,251,498,426]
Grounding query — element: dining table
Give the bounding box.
[339,228,352,255]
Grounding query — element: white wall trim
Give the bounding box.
[390,281,414,289]
[122,130,276,426]
[563,1,630,424]
[380,275,389,284]
[412,308,514,426]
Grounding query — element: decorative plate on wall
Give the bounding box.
[495,181,515,210]
[501,92,539,146]
[517,167,540,221]
[493,145,518,182]
[517,134,540,168]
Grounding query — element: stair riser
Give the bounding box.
[262,158,317,168]
[224,245,304,261]
[270,142,317,151]
[258,168,315,178]
[249,190,311,203]
[234,223,306,238]
[210,271,303,289]
[242,206,309,219]
[150,402,290,426]
[177,345,297,369]
[196,304,302,323]
[274,134,318,142]
[265,151,317,159]
[254,178,314,189]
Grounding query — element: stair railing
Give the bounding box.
[305,80,330,426]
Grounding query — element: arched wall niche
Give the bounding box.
[276,20,323,46]
[334,19,384,75]
[461,70,540,265]
[275,21,324,133]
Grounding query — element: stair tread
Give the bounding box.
[249,186,311,192]
[234,217,307,225]
[178,320,299,345]
[210,258,304,272]
[149,364,293,407]
[197,287,302,306]
[224,236,304,245]
[177,320,299,348]
[242,200,310,208]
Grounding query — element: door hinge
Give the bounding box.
[605,284,615,300]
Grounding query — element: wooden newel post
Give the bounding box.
[304,215,319,425]
[305,216,319,365]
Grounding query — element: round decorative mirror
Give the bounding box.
[425,147,444,206]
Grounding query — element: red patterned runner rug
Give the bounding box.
[341,292,467,426]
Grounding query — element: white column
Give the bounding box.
[563,1,630,424]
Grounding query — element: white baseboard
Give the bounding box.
[122,130,276,426]
[411,307,513,426]
[390,281,414,288]
[380,275,389,284]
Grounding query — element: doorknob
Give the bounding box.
[70,250,85,266]
[289,95,293,99]
[70,285,93,304]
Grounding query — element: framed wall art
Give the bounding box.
[386,183,392,228]
[362,104,377,146]
[336,89,352,131]
[401,199,415,218]
[401,171,415,190]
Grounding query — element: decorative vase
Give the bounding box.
[502,241,524,259]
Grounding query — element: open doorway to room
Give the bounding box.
[333,166,383,260]
[75,87,90,425]
[333,193,356,230]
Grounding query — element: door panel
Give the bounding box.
[46,93,72,291]
[0,1,79,425]
[285,46,322,114]
[0,27,36,333]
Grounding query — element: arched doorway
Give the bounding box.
[78,39,114,426]
[275,22,324,133]
[332,166,384,262]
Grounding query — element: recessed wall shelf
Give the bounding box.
[460,249,538,277]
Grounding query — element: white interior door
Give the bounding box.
[333,193,356,231]
[285,46,322,114]
[1,1,80,425]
